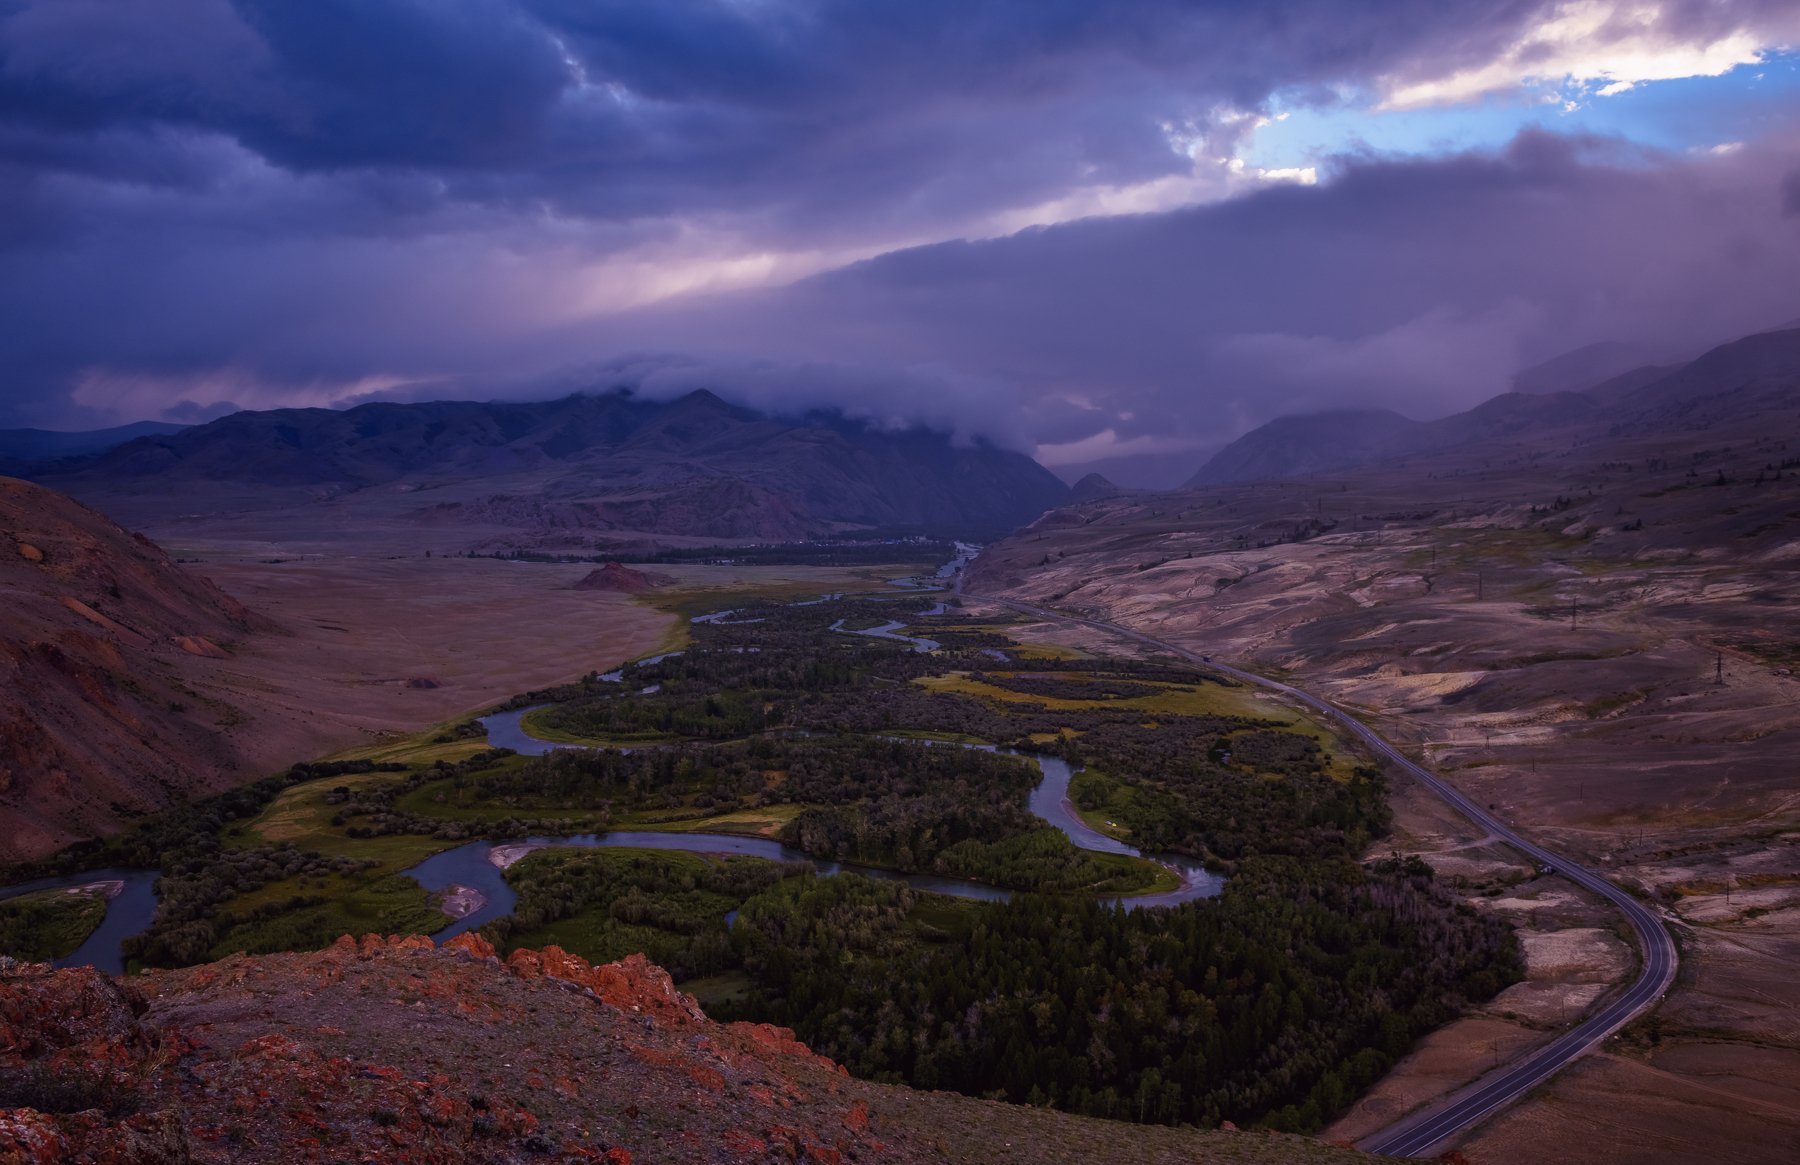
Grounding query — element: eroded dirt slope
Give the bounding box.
[0,478,270,859]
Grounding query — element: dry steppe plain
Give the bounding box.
[971,430,1800,1163]
[181,547,924,764]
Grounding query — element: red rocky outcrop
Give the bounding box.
[0,937,893,1163]
[571,563,675,593]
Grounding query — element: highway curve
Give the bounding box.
[973,595,1679,1159]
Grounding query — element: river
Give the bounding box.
[3,550,1221,968]
[447,707,1224,935]
[0,868,161,974]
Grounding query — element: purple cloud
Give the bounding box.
[1,0,1797,489]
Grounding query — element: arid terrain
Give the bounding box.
[2,474,939,861]
[968,375,1800,1161]
[0,933,1378,1165]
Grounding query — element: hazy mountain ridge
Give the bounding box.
[1185,328,1800,487]
[1509,340,1668,396]
[1067,473,1125,503]
[43,390,1068,543]
[0,421,188,474]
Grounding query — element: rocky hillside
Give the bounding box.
[41,390,1068,546]
[0,935,1374,1165]
[0,479,276,860]
[572,562,676,592]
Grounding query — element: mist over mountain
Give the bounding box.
[1508,341,1672,396]
[0,421,188,474]
[41,389,1068,544]
[1184,327,1800,487]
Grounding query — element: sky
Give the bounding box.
[2,1,1799,485]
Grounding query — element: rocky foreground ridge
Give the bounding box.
[0,937,1375,1165]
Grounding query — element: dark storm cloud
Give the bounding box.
[0,0,1796,450]
[0,0,1551,230]
[601,130,1800,481]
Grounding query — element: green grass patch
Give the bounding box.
[915,671,1277,721]
[210,872,445,958]
[320,711,500,766]
[638,566,936,622]
[0,888,108,961]
[681,970,754,1006]
[481,847,766,974]
[615,804,806,837]
[237,770,443,861]
[517,706,677,747]
[905,895,981,936]
[390,772,604,829]
[1007,642,1089,660]
[1069,769,1145,840]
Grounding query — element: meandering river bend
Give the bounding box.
[5,558,1222,968]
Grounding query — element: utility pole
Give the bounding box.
[1716,651,1725,686]
[1570,597,1578,631]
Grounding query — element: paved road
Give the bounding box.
[972,595,1679,1159]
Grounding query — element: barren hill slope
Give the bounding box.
[0,934,1376,1165]
[0,478,272,858]
[0,479,678,863]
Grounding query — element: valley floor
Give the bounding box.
[970,470,1800,1163]
[169,550,921,774]
[6,577,1514,1150]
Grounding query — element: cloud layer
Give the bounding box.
[2,1,1798,483]
[609,130,1800,474]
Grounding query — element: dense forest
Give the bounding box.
[717,856,1516,1132]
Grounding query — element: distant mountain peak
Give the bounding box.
[1068,472,1122,503]
[1510,340,1664,395]
[1185,409,1419,487]
[1183,323,1800,487]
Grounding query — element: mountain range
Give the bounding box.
[1186,328,1800,487]
[0,420,187,472]
[37,390,1067,546]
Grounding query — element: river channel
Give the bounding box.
[5,554,1222,968]
[430,706,1224,941]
